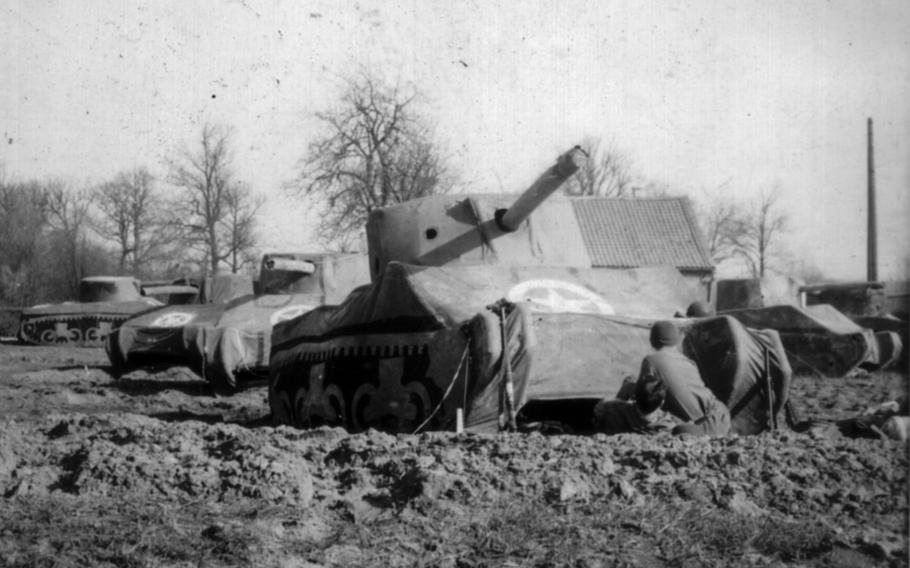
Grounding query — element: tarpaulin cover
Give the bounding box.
[682,316,791,434]
[106,274,256,371]
[854,315,906,370]
[109,299,247,368]
[465,310,790,434]
[463,307,653,432]
[192,253,371,388]
[272,261,699,351]
[721,304,877,377]
[193,293,325,387]
[270,262,790,435]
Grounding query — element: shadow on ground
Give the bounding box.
[150,409,272,428]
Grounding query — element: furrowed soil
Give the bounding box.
[0,341,907,567]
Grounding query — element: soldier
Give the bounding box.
[593,320,731,436]
[685,300,713,318]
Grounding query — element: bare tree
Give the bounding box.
[563,137,634,197]
[168,124,259,275]
[0,179,49,305]
[93,167,173,276]
[46,180,95,294]
[732,188,789,278]
[0,179,48,272]
[695,181,744,263]
[220,181,262,273]
[289,72,455,246]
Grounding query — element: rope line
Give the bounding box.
[412,343,470,434]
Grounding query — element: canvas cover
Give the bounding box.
[191,253,370,389]
[107,274,256,372]
[721,304,879,377]
[272,262,699,349]
[682,316,791,434]
[108,298,250,370]
[464,310,789,434]
[854,315,907,370]
[270,262,790,434]
[192,292,325,388]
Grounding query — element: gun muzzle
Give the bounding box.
[496,145,587,232]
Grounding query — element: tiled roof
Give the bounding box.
[571,197,714,271]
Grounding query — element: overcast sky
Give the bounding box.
[2,1,908,280]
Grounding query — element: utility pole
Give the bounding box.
[867,117,877,282]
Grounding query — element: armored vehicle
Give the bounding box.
[269,148,791,434]
[108,254,368,392]
[18,276,185,347]
[188,252,369,392]
[107,273,255,375]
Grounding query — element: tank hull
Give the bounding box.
[720,304,896,376]
[269,263,791,434]
[20,300,161,347]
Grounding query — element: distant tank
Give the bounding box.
[715,278,903,376]
[18,276,193,347]
[269,148,792,434]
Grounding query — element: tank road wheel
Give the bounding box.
[208,368,240,397]
[350,362,433,432]
[269,367,308,427]
[321,384,348,427]
[270,363,347,428]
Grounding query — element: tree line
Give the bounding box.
[0,124,261,306]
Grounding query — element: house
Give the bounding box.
[571,196,716,300]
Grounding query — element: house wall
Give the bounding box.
[679,269,715,305]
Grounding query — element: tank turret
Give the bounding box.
[365,146,589,281]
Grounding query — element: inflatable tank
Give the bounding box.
[269,147,792,434]
[106,273,255,376]
[108,254,369,392]
[19,276,168,347]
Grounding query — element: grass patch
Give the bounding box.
[0,495,263,567]
[752,519,837,562]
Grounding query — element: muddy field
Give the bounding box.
[0,340,907,567]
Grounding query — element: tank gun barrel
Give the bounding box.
[496,145,587,232]
[265,257,316,274]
